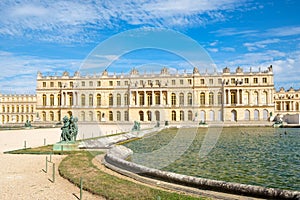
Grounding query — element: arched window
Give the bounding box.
[124,93,129,106]
[209,92,214,105]
[50,111,54,121]
[171,110,176,121]
[97,94,101,106]
[171,93,176,106]
[180,110,184,121]
[231,110,237,121]
[89,111,93,121]
[42,111,46,121]
[253,91,258,105]
[57,111,61,121]
[57,94,61,106]
[262,91,267,105]
[97,111,101,121]
[89,94,93,106]
[109,94,113,106]
[200,110,205,121]
[155,92,160,105]
[81,94,86,106]
[188,110,193,121]
[179,93,184,105]
[139,92,144,105]
[147,111,152,121]
[217,110,222,121]
[124,111,129,121]
[69,93,73,106]
[80,111,85,121]
[50,94,54,106]
[244,109,250,120]
[187,93,192,105]
[117,111,121,121]
[42,94,47,106]
[209,110,214,121]
[200,92,205,105]
[254,109,259,120]
[263,109,268,120]
[109,111,113,121]
[217,92,222,105]
[155,111,160,121]
[117,94,121,106]
[139,111,144,121]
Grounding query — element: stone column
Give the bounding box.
[152,91,155,106]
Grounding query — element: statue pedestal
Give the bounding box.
[53,142,79,151]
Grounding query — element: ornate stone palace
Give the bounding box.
[1,65,299,125]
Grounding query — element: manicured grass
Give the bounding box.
[59,151,207,200]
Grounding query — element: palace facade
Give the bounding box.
[31,66,275,125]
[0,94,36,124]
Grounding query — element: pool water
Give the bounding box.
[124,127,300,191]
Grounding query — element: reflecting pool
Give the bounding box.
[124,127,300,191]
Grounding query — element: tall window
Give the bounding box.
[97,94,101,106]
[171,110,176,121]
[179,93,184,105]
[124,93,128,106]
[147,93,152,106]
[187,93,192,105]
[50,94,54,106]
[117,111,121,121]
[200,92,205,105]
[117,94,121,106]
[50,111,54,121]
[155,92,160,105]
[171,93,176,106]
[217,92,222,105]
[253,78,258,84]
[124,111,129,121]
[109,111,113,121]
[89,111,93,121]
[139,92,144,105]
[209,92,214,105]
[109,94,113,106]
[57,94,61,106]
[89,94,93,106]
[81,94,86,106]
[147,111,152,121]
[43,94,47,106]
[180,110,184,121]
[188,110,193,121]
[69,93,73,106]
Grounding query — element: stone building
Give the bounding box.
[0,94,36,124]
[34,65,275,125]
[274,87,300,115]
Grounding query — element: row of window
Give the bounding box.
[37,109,269,122]
[1,115,34,123]
[41,76,269,88]
[1,105,34,113]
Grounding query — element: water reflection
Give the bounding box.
[124,127,300,191]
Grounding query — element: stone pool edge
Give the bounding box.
[103,145,300,200]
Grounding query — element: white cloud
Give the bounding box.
[243,38,281,51]
[0,52,81,93]
[0,0,252,43]
[266,26,300,37]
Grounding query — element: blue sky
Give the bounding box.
[0,0,299,94]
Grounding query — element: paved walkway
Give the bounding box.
[0,128,102,200]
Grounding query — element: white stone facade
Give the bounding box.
[32,66,275,125]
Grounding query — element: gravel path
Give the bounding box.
[0,128,103,200]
